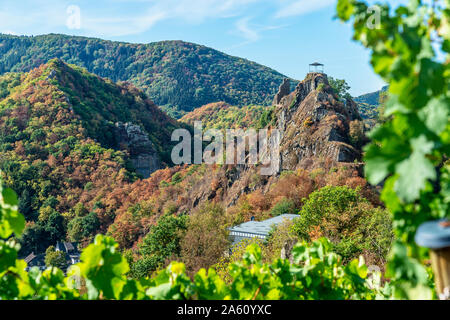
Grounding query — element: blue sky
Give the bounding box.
[0,0,393,96]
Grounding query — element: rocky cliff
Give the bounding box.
[168,73,365,211]
[169,73,365,210]
[274,72,362,170]
[115,122,161,178]
[101,73,371,250]
[272,78,291,105]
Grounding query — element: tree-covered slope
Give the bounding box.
[353,86,388,124]
[180,102,275,130]
[0,34,288,117]
[0,59,181,254]
[354,86,388,107]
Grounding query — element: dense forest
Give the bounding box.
[354,86,388,107]
[0,34,287,118]
[180,102,275,130]
[0,59,183,255]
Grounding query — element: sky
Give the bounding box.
[0,0,394,96]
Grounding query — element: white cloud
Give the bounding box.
[275,0,335,18]
[83,10,167,37]
[0,0,334,38]
[235,18,260,42]
[0,2,68,35]
[109,0,260,23]
[82,0,261,37]
[233,17,288,44]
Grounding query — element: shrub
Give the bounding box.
[264,219,300,263]
[213,238,264,284]
[349,120,365,148]
[291,186,393,263]
[270,198,296,217]
[129,255,164,279]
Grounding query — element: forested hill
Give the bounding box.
[0,59,184,254]
[180,102,274,130]
[0,33,288,118]
[354,86,388,107]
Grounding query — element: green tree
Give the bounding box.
[44,246,68,270]
[67,212,100,242]
[328,76,352,100]
[140,214,188,258]
[19,223,50,255]
[44,212,65,244]
[291,186,393,263]
[133,213,188,277]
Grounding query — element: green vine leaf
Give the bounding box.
[395,136,436,202]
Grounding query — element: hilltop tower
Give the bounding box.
[309,62,324,74]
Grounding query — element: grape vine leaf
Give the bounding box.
[395,135,436,202]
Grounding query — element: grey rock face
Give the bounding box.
[274,72,362,170]
[114,122,161,178]
[272,78,291,105]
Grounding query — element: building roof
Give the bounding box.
[64,242,75,252]
[24,253,45,266]
[309,62,324,66]
[56,241,77,253]
[229,214,299,237]
[24,252,36,264]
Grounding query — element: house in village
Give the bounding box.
[24,242,80,271]
[24,252,46,271]
[55,241,81,265]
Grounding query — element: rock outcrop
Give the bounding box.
[275,72,362,170]
[115,122,161,178]
[175,73,365,211]
[272,78,291,105]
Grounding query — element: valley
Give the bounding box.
[0,0,447,301]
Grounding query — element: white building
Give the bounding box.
[228,214,299,245]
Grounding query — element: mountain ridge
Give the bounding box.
[0,33,289,117]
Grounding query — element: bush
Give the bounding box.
[270,198,296,217]
[264,219,300,263]
[213,238,264,283]
[292,186,364,239]
[349,120,365,148]
[129,255,164,279]
[291,186,393,263]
